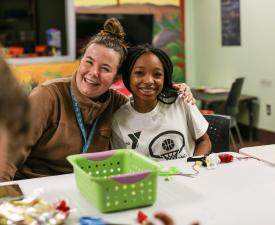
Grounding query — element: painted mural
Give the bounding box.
[11,61,79,93]
[75,0,185,83]
[13,0,185,93]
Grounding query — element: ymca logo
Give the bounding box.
[127,131,141,149]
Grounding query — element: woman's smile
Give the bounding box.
[83,77,100,86]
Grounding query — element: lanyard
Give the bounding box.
[70,87,100,153]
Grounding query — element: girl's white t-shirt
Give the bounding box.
[111,97,208,161]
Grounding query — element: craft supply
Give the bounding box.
[80,216,106,225]
[218,153,234,163]
[187,156,207,167]
[0,198,69,224]
[67,149,159,213]
[206,154,221,169]
[159,165,199,178]
[137,210,148,224]
[137,211,175,225]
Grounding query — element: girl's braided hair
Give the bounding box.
[122,44,178,104]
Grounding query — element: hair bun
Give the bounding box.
[103,17,125,41]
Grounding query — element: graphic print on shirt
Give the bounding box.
[149,131,186,160]
[128,131,141,149]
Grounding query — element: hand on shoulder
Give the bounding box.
[172,83,196,105]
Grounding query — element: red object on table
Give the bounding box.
[218,154,234,163]
[55,199,70,214]
[137,210,148,223]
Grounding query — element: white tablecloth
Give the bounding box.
[1,152,275,225]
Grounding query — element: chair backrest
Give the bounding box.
[204,114,230,153]
[224,77,244,116]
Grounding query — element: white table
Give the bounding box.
[240,144,275,166]
[1,152,275,225]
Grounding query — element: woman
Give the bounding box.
[5,18,193,181]
[111,44,211,160]
[0,57,31,181]
[12,17,127,180]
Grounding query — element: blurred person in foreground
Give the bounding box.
[0,57,31,181]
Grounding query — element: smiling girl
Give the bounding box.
[111,44,211,160]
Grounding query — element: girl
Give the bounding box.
[111,44,211,160]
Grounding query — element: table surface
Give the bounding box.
[191,89,258,103]
[240,144,275,166]
[1,151,275,225]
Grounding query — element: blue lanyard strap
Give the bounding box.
[70,87,100,153]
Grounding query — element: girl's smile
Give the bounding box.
[129,52,165,112]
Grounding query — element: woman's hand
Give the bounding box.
[172,83,196,105]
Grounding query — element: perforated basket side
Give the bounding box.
[67,150,160,212]
[122,149,160,173]
[97,171,158,212]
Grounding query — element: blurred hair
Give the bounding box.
[122,44,178,104]
[0,57,31,148]
[80,17,128,73]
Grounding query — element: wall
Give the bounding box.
[74,0,185,82]
[185,0,275,132]
[11,0,183,92]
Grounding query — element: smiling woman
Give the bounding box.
[76,43,121,98]
[1,17,129,181]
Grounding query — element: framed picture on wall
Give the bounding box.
[221,0,241,46]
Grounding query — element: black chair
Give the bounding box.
[224,77,245,148]
[204,114,230,153]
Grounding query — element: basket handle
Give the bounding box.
[82,150,116,161]
[111,172,151,183]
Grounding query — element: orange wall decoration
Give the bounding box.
[12,61,79,93]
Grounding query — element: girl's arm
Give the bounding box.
[193,133,212,156]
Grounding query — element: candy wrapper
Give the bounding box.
[0,197,70,224]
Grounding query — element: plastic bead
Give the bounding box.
[218,154,234,163]
[137,210,148,223]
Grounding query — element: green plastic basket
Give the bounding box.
[67,149,160,213]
